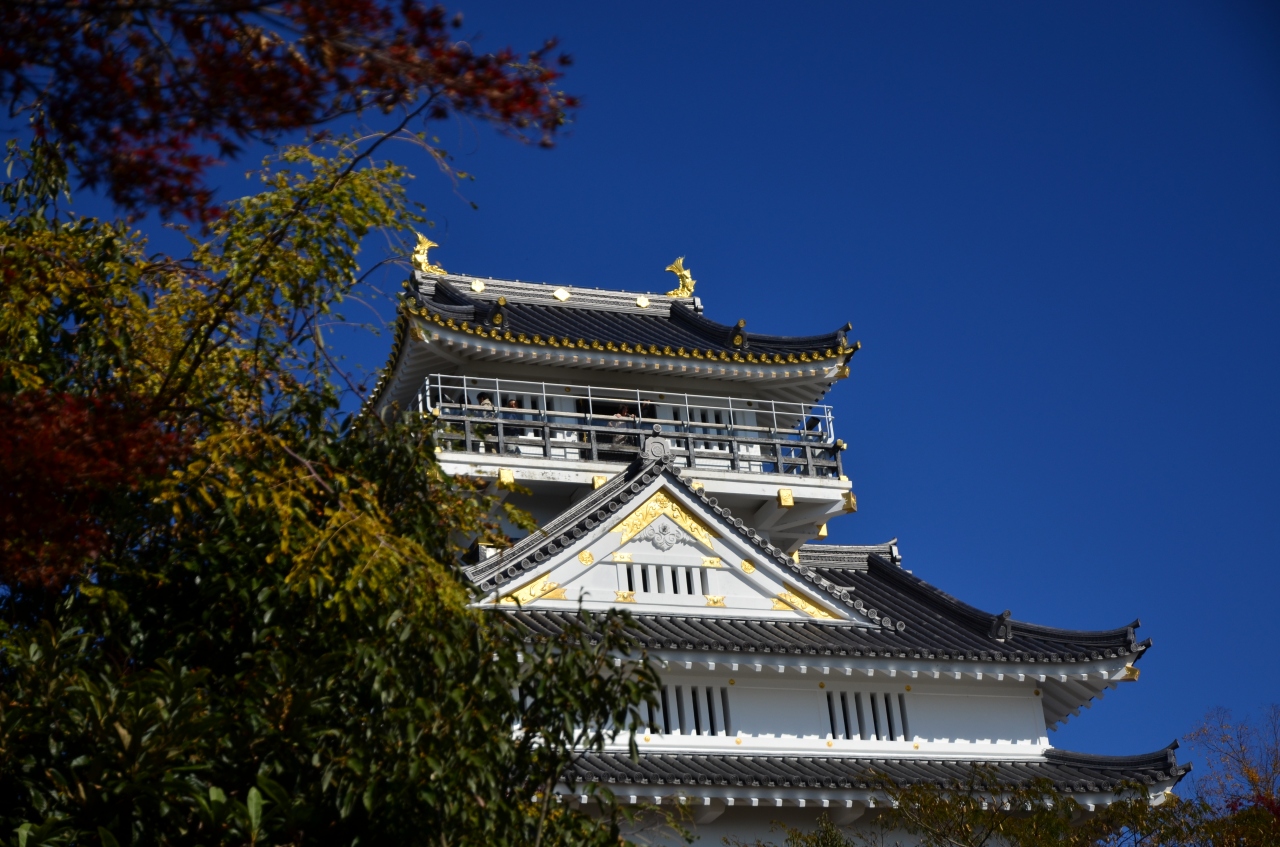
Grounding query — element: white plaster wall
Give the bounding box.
[729,685,829,739]
[616,670,1048,755]
[908,689,1045,746]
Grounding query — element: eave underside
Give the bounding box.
[377,320,845,415]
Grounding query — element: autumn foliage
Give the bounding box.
[0,391,185,587]
[0,12,663,841]
[0,131,656,845]
[0,0,578,222]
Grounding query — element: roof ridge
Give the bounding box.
[422,271,682,298]
[802,540,899,552]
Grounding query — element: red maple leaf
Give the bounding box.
[0,391,187,588]
[0,1,578,223]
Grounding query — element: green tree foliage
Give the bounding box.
[0,138,658,846]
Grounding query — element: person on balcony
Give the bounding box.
[474,392,496,451]
[611,404,637,448]
[502,398,527,449]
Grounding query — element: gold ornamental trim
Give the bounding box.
[775,586,838,620]
[577,551,595,566]
[613,488,717,548]
[499,575,564,605]
[740,560,756,574]
[701,556,722,568]
[611,552,633,563]
[705,595,726,607]
[615,590,637,603]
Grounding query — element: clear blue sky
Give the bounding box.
[82,1,1280,771]
[369,0,1279,766]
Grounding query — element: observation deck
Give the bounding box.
[420,375,855,552]
[420,375,844,479]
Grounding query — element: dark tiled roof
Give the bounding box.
[506,606,1144,666]
[477,448,1149,665]
[564,744,1189,794]
[405,280,856,363]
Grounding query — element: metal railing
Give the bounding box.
[416,374,843,479]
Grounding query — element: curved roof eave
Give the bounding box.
[563,742,1190,797]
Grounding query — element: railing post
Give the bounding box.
[464,417,474,454]
[804,444,814,477]
[496,420,505,455]
[589,428,599,462]
[542,419,551,460]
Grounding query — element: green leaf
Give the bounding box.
[256,774,291,809]
[98,827,121,847]
[247,786,263,833]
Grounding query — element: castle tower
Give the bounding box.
[366,252,1187,840]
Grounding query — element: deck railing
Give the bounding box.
[416,374,844,479]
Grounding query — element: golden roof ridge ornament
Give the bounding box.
[665,256,696,297]
[412,232,447,275]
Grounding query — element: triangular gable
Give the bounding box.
[474,445,873,625]
[614,489,717,549]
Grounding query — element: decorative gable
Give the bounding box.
[480,451,872,625]
[615,489,717,548]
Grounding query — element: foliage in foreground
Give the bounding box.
[1189,706,1280,826]
[0,139,657,846]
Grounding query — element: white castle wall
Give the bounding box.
[610,668,1049,756]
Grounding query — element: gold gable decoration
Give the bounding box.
[498,574,565,605]
[775,586,838,620]
[613,489,717,548]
